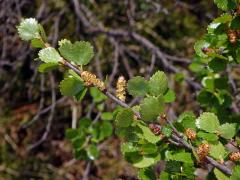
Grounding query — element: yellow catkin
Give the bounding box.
[197,143,210,161]
[229,152,240,162]
[80,71,106,91]
[185,128,196,140]
[116,76,126,102]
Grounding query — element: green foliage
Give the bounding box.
[214,168,230,180]
[137,123,160,144]
[178,111,196,130]
[17,18,40,41]
[219,123,236,139]
[165,150,193,164]
[148,71,168,96]
[59,76,84,96]
[38,62,58,73]
[101,112,113,121]
[209,142,227,160]
[87,144,99,160]
[197,131,219,142]
[115,108,134,128]
[164,89,176,103]
[138,167,156,180]
[89,87,107,103]
[38,47,62,63]
[140,96,164,122]
[17,8,240,178]
[213,0,236,11]
[196,112,220,133]
[127,76,149,97]
[58,39,94,65]
[231,166,240,180]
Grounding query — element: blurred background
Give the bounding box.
[0,0,219,179]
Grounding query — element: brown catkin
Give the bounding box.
[116,76,126,102]
[81,71,106,91]
[149,123,161,135]
[229,152,240,162]
[197,143,210,161]
[227,30,238,44]
[185,128,196,140]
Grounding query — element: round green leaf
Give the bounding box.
[209,142,227,160]
[140,96,164,122]
[196,112,220,133]
[214,0,236,11]
[59,76,84,96]
[38,47,62,63]
[127,76,149,97]
[38,62,58,73]
[58,40,94,65]
[164,89,176,103]
[218,123,236,139]
[17,18,40,41]
[87,144,99,160]
[115,108,134,128]
[148,71,168,96]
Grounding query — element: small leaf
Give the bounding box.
[197,131,219,142]
[236,49,240,63]
[38,47,62,63]
[161,126,172,137]
[17,18,40,41]
[75,88,87,101]
[66,128,79,140]
[194,40,209,58]
[231,166,240,180]
[78,118,92,131]
[115,108,134,128]
[121,142,139,153]
[178,112,196,130]
[214,168,230,180]
[165,151,193,164]
[213,0,236,11]
[87,144,99,160]
[74,149,88,160]
[141,143,158,155]
[89,87,107,103]
[196,112,220,133]
[209,142,227,160]
[38,24,47,42]
[164,89,176,103]
[148,71,168,96]
[58,40,94,65]
[230,16,240,29]
[209,58,227,72]
[138,167,156,180]
[99,121,113,140]
[101,112,113,121]
[133,156,157,168]
[213,13,232,23]
[60,76,84,96]
[218,123,236,139]
[72,137,85,150]
[38,62,58,73]
[137,123,160,144]
[31,38,45,48]
[127,76,149,97]
[140,96,164,122]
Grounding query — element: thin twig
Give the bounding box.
[27,73,56,151]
